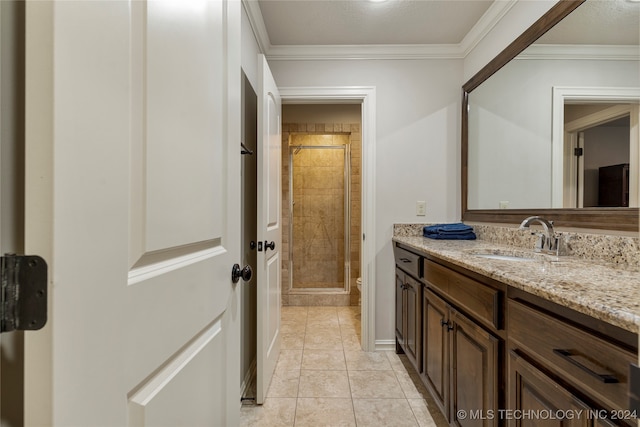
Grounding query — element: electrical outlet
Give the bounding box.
[416,201,426,216]
[499,201,509,209]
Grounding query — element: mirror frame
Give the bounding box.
[461,0,639,232]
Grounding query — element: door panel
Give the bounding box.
[128,320,225,427]
[508,351,590,427]
[405,275,421,371]
[395,271,404,346]
[423,288,449,420]
[24,1,242,425]
[451,309,499,427]
[256,54,282,404]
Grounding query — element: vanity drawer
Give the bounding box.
[394,245,421,278]
[423,259,501,330]
[508,299,636,413]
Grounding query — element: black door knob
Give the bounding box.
[231,264,253,283]
[264,241,275,251]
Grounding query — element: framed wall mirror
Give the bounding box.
[462,0,640,231]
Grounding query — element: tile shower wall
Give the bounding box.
[282,123,362,306]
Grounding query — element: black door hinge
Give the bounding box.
[574,147,584,157]
[1,254,47,333]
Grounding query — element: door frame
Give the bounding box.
[279,86,376,352]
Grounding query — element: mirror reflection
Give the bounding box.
[467,0,639,210]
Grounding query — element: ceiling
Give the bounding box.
[245,0,640,60]
[245,0,513,59]
[256,0,494,46]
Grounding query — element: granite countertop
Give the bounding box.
[392,235,640,334]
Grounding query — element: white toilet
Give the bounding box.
[356,277,362,305]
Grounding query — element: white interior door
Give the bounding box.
[256,54,282,404]
[23,1,242,425]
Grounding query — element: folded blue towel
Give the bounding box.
[424,231,476,240]
[423,223,476,240]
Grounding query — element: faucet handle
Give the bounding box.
[531,232,546,252]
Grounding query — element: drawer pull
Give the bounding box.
[440,319,454,331]
[399,258,412,263]
[553,349,619,384]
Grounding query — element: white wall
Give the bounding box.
[268,58,463,342]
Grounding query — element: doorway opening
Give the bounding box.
[562,102,639,208]
[278,87,376,352]
[240,72,258,403]
[280,105,362,312]
[552,86,639,209]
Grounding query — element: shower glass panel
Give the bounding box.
[289,142,350,292]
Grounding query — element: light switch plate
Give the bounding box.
[416,201,426,216]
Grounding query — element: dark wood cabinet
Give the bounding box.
[422,288,450,419]
[404,274,421,369]
[508,350,590,427]
[395,269,405,349]
[450,308,499,427]
[395,267,422,372]
[508,297,638,427]
[393,242,638,427]
[421,287,500,426]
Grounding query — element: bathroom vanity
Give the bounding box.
[393,234,639,426]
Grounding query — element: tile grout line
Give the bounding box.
[387,351,422,426]
[291,306,310,426]
[340,309,359,426]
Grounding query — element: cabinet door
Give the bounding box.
[395,269,405,349]
[594,418,617,427]
[451,309,499,427]
[508,350,590,427]
[404,275,422,372]
[422,288,450,420]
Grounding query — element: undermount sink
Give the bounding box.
[472,253,536,262]
[467,248,564,263]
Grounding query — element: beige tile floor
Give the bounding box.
[240,306,448,427]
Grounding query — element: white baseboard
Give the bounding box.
[375,339,396,351]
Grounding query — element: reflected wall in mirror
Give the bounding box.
[463,0,640,231]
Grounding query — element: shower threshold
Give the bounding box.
[288,288,351,295]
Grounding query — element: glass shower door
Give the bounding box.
[289,144,350,292]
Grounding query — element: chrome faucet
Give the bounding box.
[518,216,560,255]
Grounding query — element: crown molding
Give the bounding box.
[242,0,270,54]
[518,44,640,61]
[459,0,517,57]
[243,1,640,62]
[266,44,465,61]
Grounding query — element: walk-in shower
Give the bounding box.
[288,140,351,293]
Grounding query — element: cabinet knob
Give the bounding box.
[440,319,454,331]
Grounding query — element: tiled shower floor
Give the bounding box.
[239,306,447,426]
